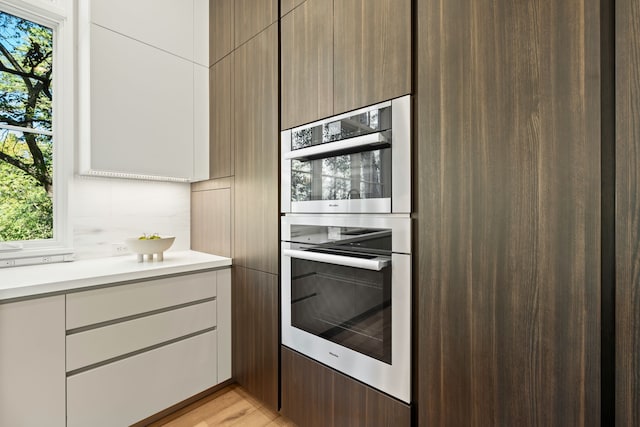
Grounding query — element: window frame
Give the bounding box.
[0,0,73,263]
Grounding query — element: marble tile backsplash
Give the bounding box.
[69,175,191,259]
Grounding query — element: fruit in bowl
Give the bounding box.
[125,234,175,262]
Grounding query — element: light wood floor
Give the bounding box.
[149,384,297,427]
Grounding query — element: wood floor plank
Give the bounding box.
[153,384,295,427]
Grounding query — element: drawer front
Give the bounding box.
[67,330,217,427]
[66,271,217,329]
[67,300,216,372]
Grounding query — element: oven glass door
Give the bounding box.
[290,256,392,363]
[291,148,392,203]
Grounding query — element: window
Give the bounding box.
[0,0,72,263]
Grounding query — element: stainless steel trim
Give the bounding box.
[391,95,411,213]
[290,198,391,214]
[281,95,411,214]
[281,245,411,403]
[283,248,390,271]
[289,100,392,134]
[281,129,292,213]
[283,132,388,161]
[281,215,411,255]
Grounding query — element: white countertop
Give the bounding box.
[0,250,231,302]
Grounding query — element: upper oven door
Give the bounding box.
[281,95,411,214]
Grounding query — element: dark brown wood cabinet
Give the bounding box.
[281,347,411,427]
[209,53,233,179]
[616,0,640,424]
[280,0,333,130]
[234,0,278,48]
[415,0,601,425]
[233,267,279,410]
[333,0,411,115]
[233,23,279,274]
[209,0,234,65]
[280,0,411,129]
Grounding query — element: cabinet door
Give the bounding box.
[415,0,601,425]
[281,0,333,129]
[333,0,411,114]
[281,346,333,427]
[0,296,65,427]
[234,0,278,48]
[210,0,234,65]
[233,266,279,410]
[233,24,279,274]
[281,0,306,16]
[67,331,217,427]
[281,346,411,426]
[616,0,640,423]
[90,0,195,61]
[89,24,195,179]
[210,54,234,179]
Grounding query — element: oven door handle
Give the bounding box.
[283,132,388,161]
[283,249,390,271]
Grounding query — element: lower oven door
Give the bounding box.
[281,242,411,403]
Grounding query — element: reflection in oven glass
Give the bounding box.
[291,150,387,202]
[290,259,392,364]
[291,106,391,150]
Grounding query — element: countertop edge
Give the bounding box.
[0,251,232,302]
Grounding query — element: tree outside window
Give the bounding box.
[0,10,54,242]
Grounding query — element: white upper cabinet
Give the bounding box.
[90,0,194,61]
[79,0,209,181]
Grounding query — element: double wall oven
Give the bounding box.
[280,95,412,404]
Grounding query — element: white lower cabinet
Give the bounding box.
[0,268,230,427]
[67,331,217,427]
[0,296,66,427]
[65,268,231,426]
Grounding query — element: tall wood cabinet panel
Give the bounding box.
[281,0,333,130]
[333,0,411,115]
[616,0,640,424]
[210,0,234,65]
[281,347,411,426]
[233,23,279,274]
[234,0,278,48]
[415,0,601,425]
[281,0,306,17]
[232,266,279,410]
[191,185,232,257]
[210,54,234,179]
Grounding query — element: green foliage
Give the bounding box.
[0,158,52,241]
[0,10,54,242]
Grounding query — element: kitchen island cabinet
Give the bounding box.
[0,296,66,427]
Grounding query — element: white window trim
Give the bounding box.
[0,0,74,263]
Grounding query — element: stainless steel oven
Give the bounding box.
[281,95,411,214]
[281,215,411,403]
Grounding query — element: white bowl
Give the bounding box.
[125,236,175,262]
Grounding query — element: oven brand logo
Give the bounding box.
[329,352,340,358]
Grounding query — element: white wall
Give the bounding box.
[69,175,190,259]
